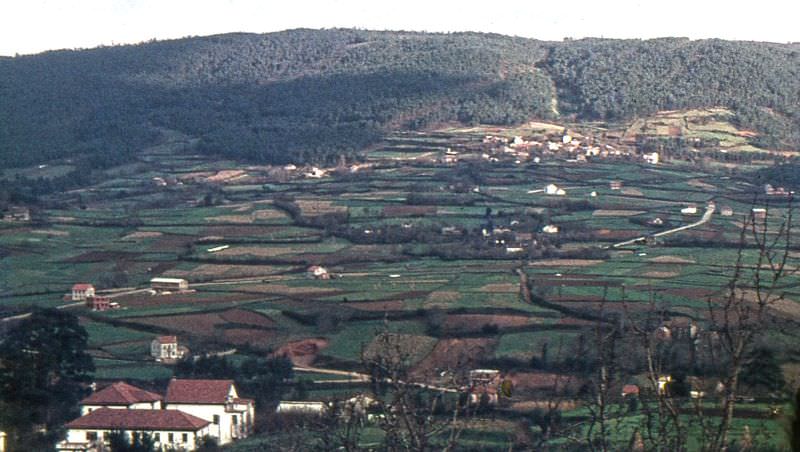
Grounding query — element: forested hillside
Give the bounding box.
[1,29,798,170]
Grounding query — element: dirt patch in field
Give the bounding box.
[642,271,680,279]
[236,283,342,298]
[413,338,497,378]
[116,291,263,308]
[205,215,254,224]
[347,300,406,311]
[528,259,603,267]
[592,210,646,217]
[31,229,70,236]
[479,283,519,293]
[131,312,228,336]
[205,170,247,183]
[295,199,347,215]
[221,328,275,348]
[130,308,275,341]
[272,338,329,366]
[382,205,437,217]
[555,317,597,326]
[621,187,644,196]
[215,245,313,258]
[165,264,286,279]
[149,234,195,250]
[121,231,162,240]
[688,179,717,190]
[424,291,461,307]
[649,255,696,264]
[251,209,287,220]
[64,251,140,263]
[219,308,276,327]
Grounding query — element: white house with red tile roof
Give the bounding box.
[80,381,163,415]
[71,284,95,302]
[165,379,254,445]
[58,407,210,451]
[150,336,183,361]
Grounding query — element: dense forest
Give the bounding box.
[1,29,798,169]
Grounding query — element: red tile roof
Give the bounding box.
[155,335,178,344]
[66,408,209,431]
[166,379,235,404]
[81,381,162,406]
[622,384,640,396]
[72,283,94,291]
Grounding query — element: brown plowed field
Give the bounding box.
[129,308,274,336]
[117,292,264,308]
[347,300,406,311]
[221,328,276,348]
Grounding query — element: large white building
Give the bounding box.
[150,277,189,291]
[165,379,254,446]
[60,408,210,451]
[58,380,254,451]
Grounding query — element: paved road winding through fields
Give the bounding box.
[610,203,716,249]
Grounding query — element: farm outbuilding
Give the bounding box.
[276,401,328,415]
[150,277,189,291]
[307,265,330,280]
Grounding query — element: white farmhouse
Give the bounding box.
[80,381,163,415]
[542,225,559,234]
[643,152,660,164]
[151,336,184,361]
[59,408,210,451]
[544,184,565,195]
[165,379,254,446]
[71,283,95,302]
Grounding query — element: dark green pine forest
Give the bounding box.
[1,29,798,170]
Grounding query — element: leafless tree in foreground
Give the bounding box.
[362,329,475,452]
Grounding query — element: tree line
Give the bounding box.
[2,30,797,172]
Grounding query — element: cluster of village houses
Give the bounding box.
[465,132,653,166]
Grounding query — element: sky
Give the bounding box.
[1,0,799,56]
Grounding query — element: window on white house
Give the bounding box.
[87,432,97,441]
[168,433,174,442]
[213,414,220,424]
[232,415,238,425]
[154,432,160,442]
[182,433,188,442]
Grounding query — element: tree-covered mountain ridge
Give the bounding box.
[1,29,798,169]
